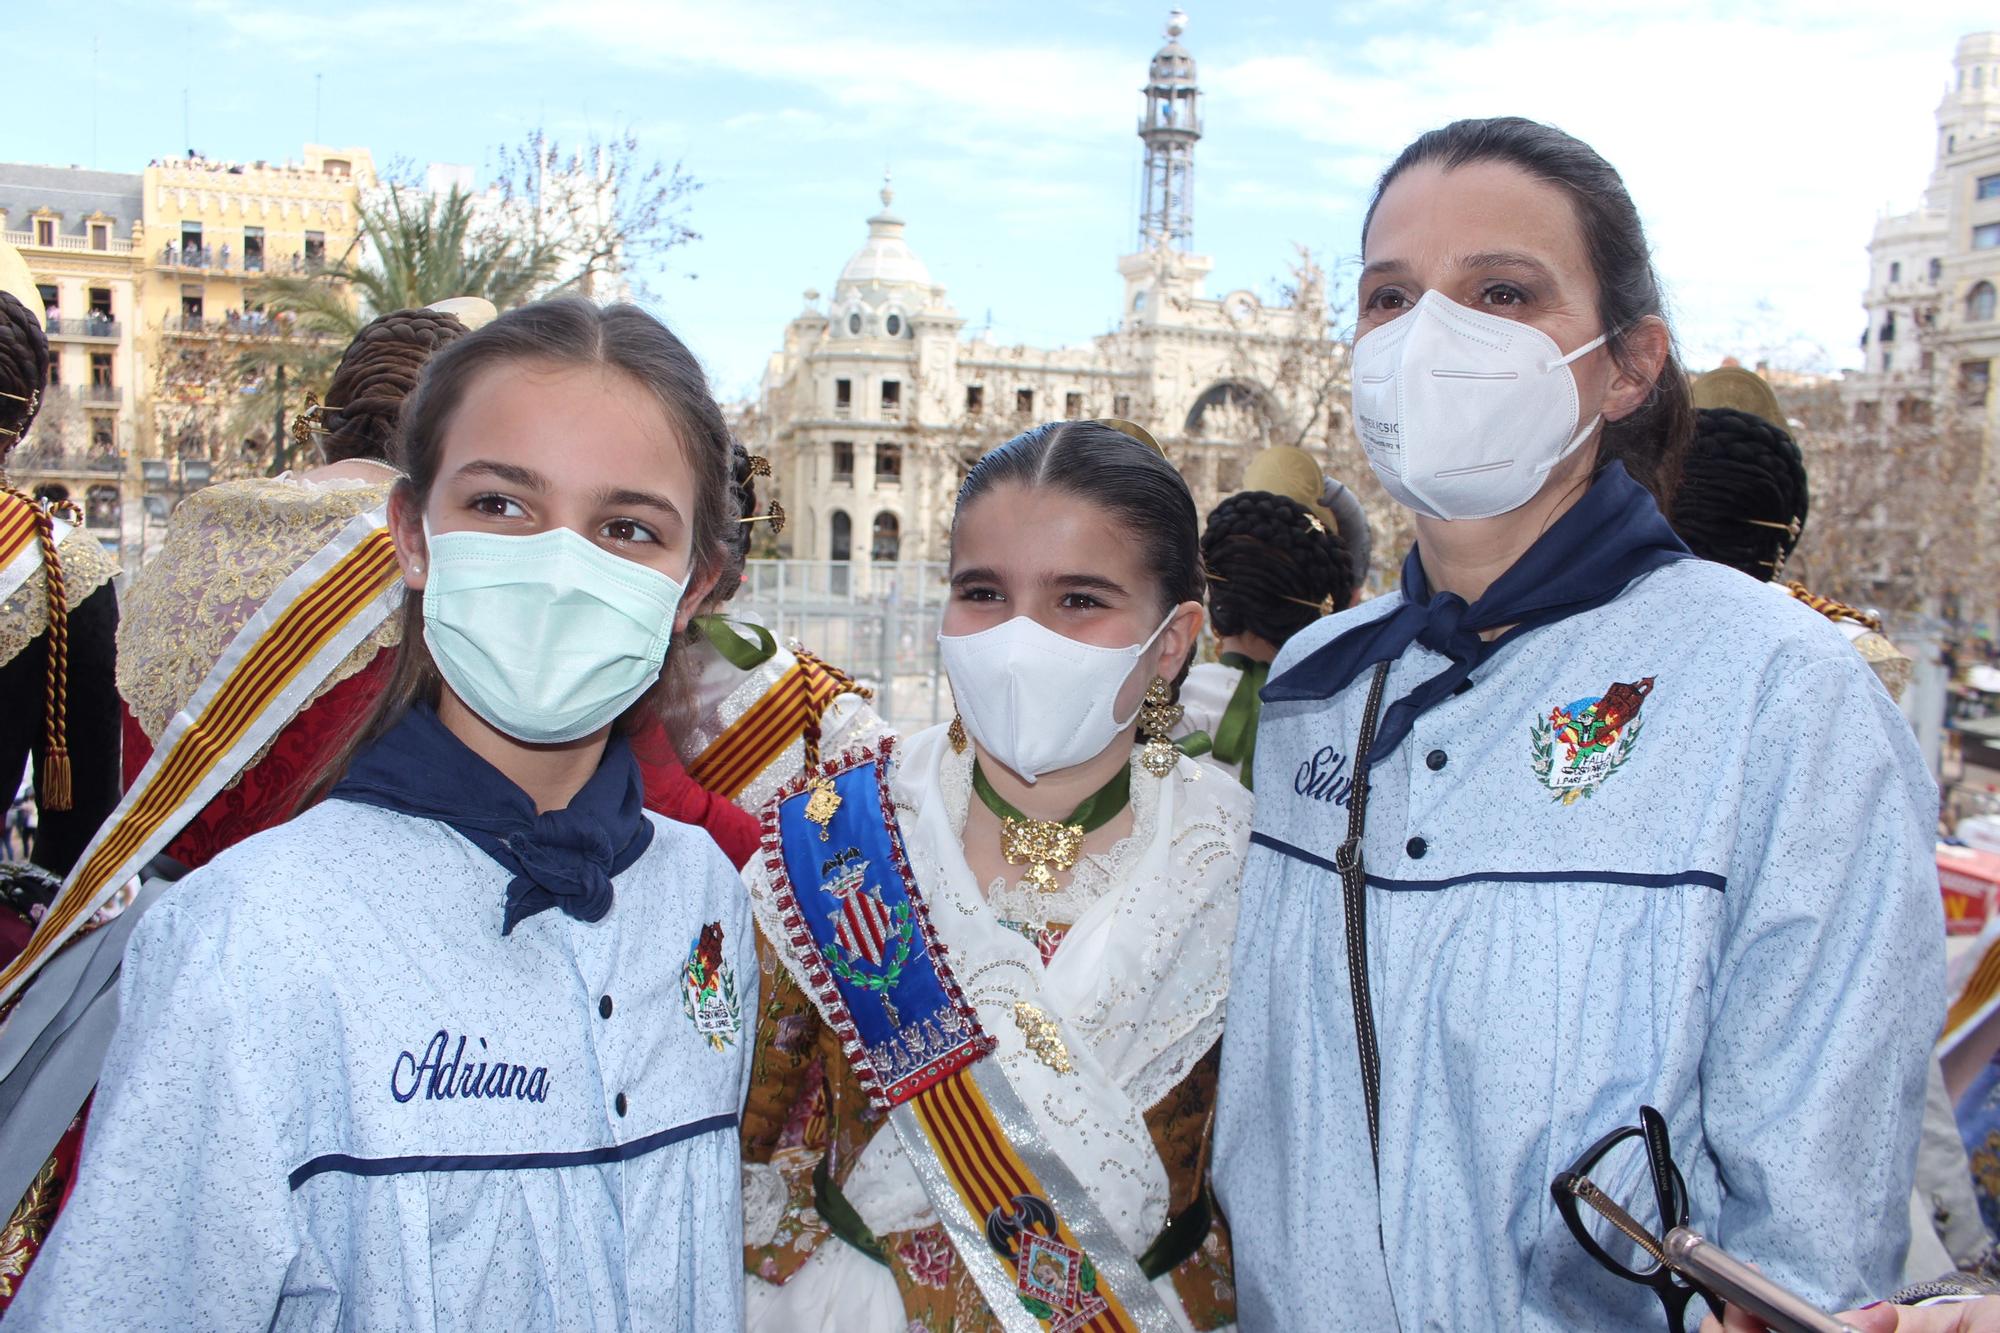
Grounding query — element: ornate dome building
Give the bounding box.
[754,10,1347,568]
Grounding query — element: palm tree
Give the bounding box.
[217,184,560,473]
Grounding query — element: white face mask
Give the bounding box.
[937,610,1172,784]
[1351,289,1609,521]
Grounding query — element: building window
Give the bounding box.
[1064,391,1083,418]
[1880,312,1897,342]
[1931,258,1944,281]
[89,222,108,251]
[89,353,113,397]
[1981,174,2000,201]
[847,311,862,335]
[832,440,855,482]
[1015,388,1034,416]
[881,379,901,416]
[829,510,852,561]
[1896,396,1933,427]
[304,231,325,269]
[885,313,902,337]
[1113,394,1131,417]
[45,355,58,387]
[1854,400,1880,428]
[876,442,901,485]
[35,284,58,322]
[965,385,984,414]
[89,415,114,452]
[1133,290,1147,313]
[1970,281,1997,323]
[835,378,852,415]
[322,158,351,178]
[243,226,265,272]
[180,221,203,262]
[1922,349,1936,373]
[1890,261,1902,283]
[181,285,204,322]
[1962,360,1993,407]
[1976,223,2000,251]
[33,218,53,246]
[1881,350,1892,373]
[871,511,900,562]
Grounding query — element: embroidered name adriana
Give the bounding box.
[391,1030,550,1104]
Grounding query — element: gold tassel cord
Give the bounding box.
[4,486,73,810]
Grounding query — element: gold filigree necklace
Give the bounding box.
[970,760,1132,895]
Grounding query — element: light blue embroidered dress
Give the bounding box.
[8,800,755,1331]
[1215,559,1944,1330]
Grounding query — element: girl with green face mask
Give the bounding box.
[13,300,762,1332]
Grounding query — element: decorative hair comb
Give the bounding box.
[1093,418,1166,458]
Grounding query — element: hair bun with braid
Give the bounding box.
[319,307,471,463]
[1670,406,1808,582]
[1202,489,1351,650]
[0,291,51,455]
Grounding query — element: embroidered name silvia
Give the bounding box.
[391,1030,551,1104]
[1294,745,1354,806]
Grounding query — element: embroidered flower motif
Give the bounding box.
[897,1226,955,1290]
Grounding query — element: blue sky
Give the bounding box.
[5,0,1995,398]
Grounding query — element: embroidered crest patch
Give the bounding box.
[1530,676,1655,804]
[681,922,741,1049]
[986,1193,1109,1332]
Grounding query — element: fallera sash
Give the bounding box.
[764,739,1179,1333]
[687,647,860,800]
[0,492,69,609]
[0,505,403,1010]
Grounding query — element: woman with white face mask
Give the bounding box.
[11,300,757,1331]
[1214,117,1944,1332]
[741,420,1252,1332]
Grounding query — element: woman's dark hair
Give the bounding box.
[318,307,471,463]
[1363,116,1695,506]
[304,298,734,804]
[1670,406,1808,581]
[952,420,1203,688]
[1203,491,1351,649]
[701,438,759,608]
[0,292,51,452]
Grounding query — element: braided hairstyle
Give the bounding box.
[1202,490,1351,649]
[707,438,760,606]
[0,291,50,453]
[0,292,73,807]
[317,307,471,463]
[1670,406,1808,581]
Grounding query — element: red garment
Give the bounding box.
[630,717,760,869]
[119,651,397,871]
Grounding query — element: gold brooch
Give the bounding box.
[998,816,1083,893]
[1013,1001,1073,1073]
[803,777,842,841]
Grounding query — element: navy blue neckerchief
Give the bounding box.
[1263,461,1690,765]
[330,701,654,934]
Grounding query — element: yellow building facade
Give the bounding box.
[0,145,371,566]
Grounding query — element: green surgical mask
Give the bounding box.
[420,522,687,745]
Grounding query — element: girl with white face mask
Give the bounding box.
[13,300,758,1332]
[1214,117,1945,1333]
[741,421,1252,1332]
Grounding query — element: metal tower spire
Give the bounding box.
[1137,8,1200,252]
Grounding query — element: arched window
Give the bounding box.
[829,510,852,561]
[1969,281,1997,324]
[871,511,900,562]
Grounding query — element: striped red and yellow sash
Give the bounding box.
[1947,938,2000,1045]
[0,512,401,1008]
[911,1068,1145,1333]
[688,652,857,800]
[0,491,51,606]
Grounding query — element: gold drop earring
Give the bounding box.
[948,713,968,755]
[1138,677,1182,778]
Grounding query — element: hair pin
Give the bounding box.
[739,500,786,534]
[746,454,773,478]
[1744,516,1802,540]
[291,391,326,452]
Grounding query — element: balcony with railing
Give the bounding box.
[161,313,329,341]
[3,228,135,255]
[44,316,122,342]
[58,383,123,404]
[154,248,324,276]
